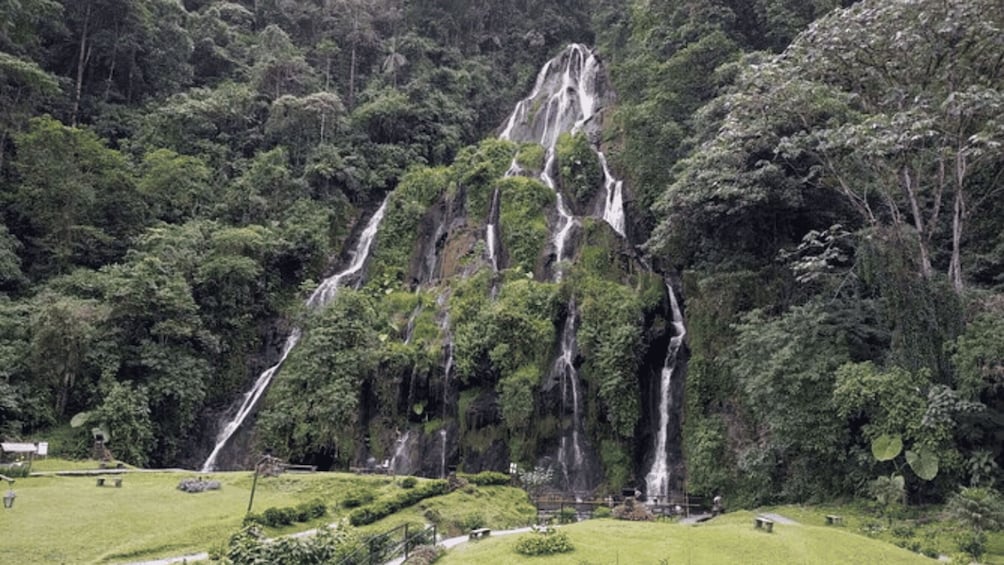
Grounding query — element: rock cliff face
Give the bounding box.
[204,45,687,500]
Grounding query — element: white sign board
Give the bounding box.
[36,442,48,457]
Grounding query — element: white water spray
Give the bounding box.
[498,44,625,241]
[389,429,413,474]
[486,187,501,272]
[201,198,389,472]
[554,303,585,494]
[645,283,687,500]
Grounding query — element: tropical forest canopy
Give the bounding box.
[0,0,1002,508]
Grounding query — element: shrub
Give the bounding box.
[262,506,294,527]
[612,498,653,521]
[177,478,222,493]
[957,530,987,561]
[349,480,450,526]
[402,544,443,565]
[400,476,418,489]
[342,489,376,508]
[557,507,577,524]
[458,471,511,486]
[593,506,612,519]
[514,528,574,556]
[891,524,915,538]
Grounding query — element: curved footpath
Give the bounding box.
[122,526,537,565]
[383,526,535,565]
[124,515,802,565]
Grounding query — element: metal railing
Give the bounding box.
[336,522,438,565]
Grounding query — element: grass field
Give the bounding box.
[439,512,936,565]
[6,459,1000,564]
[3,462,409,564]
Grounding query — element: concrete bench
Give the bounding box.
[825,514,843,526]
[469,528,491,540]
[754,516,774,533]
[96,477,123,488]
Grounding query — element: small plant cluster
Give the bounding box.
[401,544,444,565]
[224,525,364,564]
[341,488,376,508]
[400,476,418,489]
[348,480,449,526]
[514,526,574,556]
[612,498,654,521]
[177,477,221,493]
[245,499,327,528]
[457,471,510,486]
[592,506,613,518]
[557,507,577,524]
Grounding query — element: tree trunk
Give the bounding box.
[348,43,357,109]
[72,1,93,127]
[901,166,933,278]
[949,182,965,293]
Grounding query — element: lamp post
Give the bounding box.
[0,474,15,509]
[246,449,275,516]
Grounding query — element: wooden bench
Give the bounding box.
[825,514,843,526]
[469,528,491,540]
[282,464,317,473]
[754,516,774,533]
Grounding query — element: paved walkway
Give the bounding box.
[383,526,535,565]
[678,512,712,525]
[123,521,343,565]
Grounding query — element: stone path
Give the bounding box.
[126,552,209,565]
[678,512,712,525]
[383,526,535,565]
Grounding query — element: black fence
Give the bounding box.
[535,494,705,523]
[336,522,437,565]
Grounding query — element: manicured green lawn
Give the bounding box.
[4,467,401,564]
[439,512,935,564]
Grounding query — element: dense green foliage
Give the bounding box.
[0,0,1002,519]
[634,0,1004,506]
[0,0,595,467]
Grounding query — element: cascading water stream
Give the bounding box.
[496,44,626,495]
[498,44,624,243]
[554,303,586,494]
[645,283,687,500]
[438,292,454,478]
[201,197,389,472]
[389,429,413,474]
[485,187,501,273]
[597,152,625,237]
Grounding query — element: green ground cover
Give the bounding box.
[439,512,934,565]
[767,503,1004,564]
[4,465,403,564]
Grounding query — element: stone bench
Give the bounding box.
[754,516,774,533]
[825,514,843,526]
[96,477,123,488]
[469,528,491,540]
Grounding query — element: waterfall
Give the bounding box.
[554,303,586,494]
[485,187,501,272]
[438,291,454,478]
[496,44,624,496]
[390,429,413,475]
[645,283,687,500]
[200,197,389,472]
[597,152,625,237]
[306,198,390,309]
[439,428,448,479]
[498,44,625,241]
